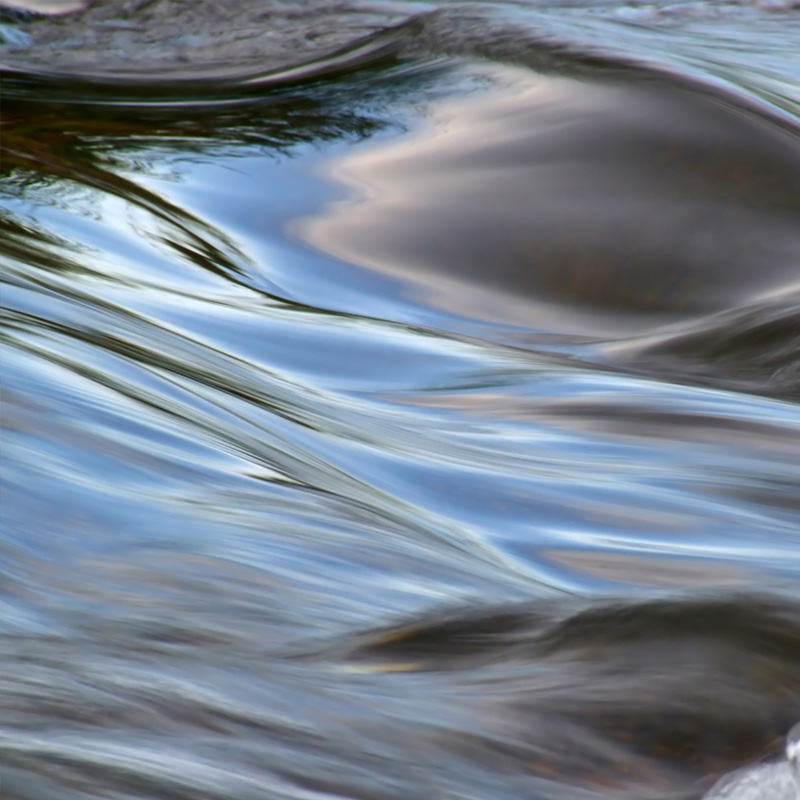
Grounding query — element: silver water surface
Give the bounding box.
[2,2,800,798]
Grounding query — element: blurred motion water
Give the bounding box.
[2,1,800,798]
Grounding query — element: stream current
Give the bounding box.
[2,2,800,798]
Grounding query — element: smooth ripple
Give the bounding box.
[2,2,800,799]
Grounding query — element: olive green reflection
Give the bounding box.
[305,66,800,336]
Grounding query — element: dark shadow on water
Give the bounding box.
[2,583,800,799]
[303,62,800,337]
[337,592,800,798]
[607,292,800,401]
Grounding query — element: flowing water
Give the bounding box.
[2,2,800,798]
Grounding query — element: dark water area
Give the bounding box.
[2,2,800,799]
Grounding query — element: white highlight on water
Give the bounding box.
[703,722,800,800]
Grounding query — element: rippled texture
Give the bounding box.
[2,2,800,799]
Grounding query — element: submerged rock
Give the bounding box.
[341,593,800,798]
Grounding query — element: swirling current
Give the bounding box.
[2,2,800,799]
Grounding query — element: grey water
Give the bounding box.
[2,1,800,798]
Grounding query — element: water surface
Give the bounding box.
[2,2,800,798]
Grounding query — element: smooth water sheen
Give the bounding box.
[2,1,800,799]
